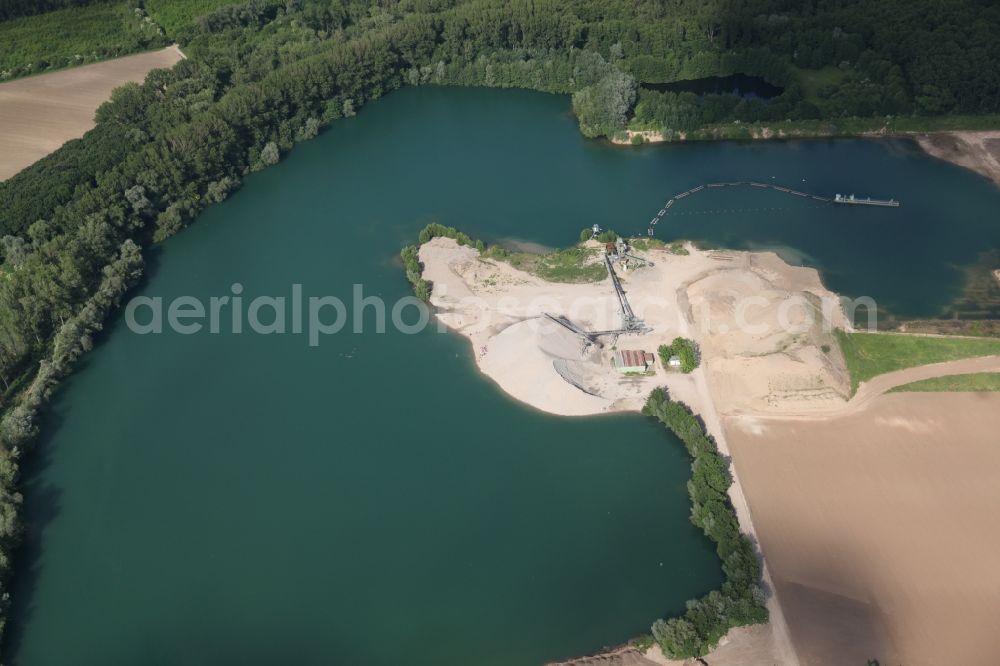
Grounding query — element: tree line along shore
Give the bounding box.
[3,0,1000,132]
[0,0,999,659]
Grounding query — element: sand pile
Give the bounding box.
[479,317,611,415]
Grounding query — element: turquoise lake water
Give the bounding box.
[8,86,1000,665]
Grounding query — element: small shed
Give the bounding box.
[667,355,682,369]
[613,350,655,374]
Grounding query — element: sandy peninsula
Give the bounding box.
[419,236,851,419]
[0,45,184,180]
[420,236,1000,666]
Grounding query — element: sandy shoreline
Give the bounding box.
[421,236,1000,665]
[914,130,1000,187]
[614,128,1000,188]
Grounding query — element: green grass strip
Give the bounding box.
[890,372,1000,393]
[835,330,1000,394]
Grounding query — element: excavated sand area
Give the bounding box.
[419,236,851,419]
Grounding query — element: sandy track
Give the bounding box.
[853,354,1000,404]
[693,367,801,666]
[0,45,184,180]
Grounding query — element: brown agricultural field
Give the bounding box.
[0,45,183,180]
[725,393,1000,666]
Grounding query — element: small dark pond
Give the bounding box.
[642,73,783,100]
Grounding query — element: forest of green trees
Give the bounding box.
[658,338,700,374]
[0,0,999,655]
[643,389,768,657]
[0,1,167,80]
[0,0,98,21]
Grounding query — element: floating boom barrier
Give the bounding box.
[644,180,899,237]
